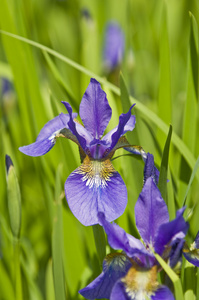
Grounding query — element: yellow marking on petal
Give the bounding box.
[122,265,158,299]
[75,156,116,189]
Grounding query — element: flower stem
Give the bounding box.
[14,237,23,300]
[92,224,106,267]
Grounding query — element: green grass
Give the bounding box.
[1,0,199,299]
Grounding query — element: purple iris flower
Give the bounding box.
[103,22,125,72]
[79,169,191,299]
[19,78,146,226]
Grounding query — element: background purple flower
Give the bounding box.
[103,21,125,72]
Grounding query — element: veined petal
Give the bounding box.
[143,153,159,185]
[79,253,132,299]
[60,102,93,153]
[155,207,189,256]
[79,78,112,139]
[151,286,175,300]
[168,239,184,269]
[98,212,143,254]
[98,212,154,267]
[64,157,127,226]
[19,114,76,157]
[101,106,136,157]
[135,177,169,247]
[110,266,169,300]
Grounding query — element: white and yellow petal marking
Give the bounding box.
[122,265,158,300]
[75,156,116,189]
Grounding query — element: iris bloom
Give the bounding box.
[79,156,199,299]
[103,21,125,72]
[19,78,146,226]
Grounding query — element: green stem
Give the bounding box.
[14,238,23,300]
[92,225,106,267]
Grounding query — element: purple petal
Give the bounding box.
[60,102,93,153]
[135,177,169,246]
[193,231,199,248]
[151,286,175,300]
[103,22,125,71]
[155,207,189,256]
[143,153,159,185]
[64,158,127,226]
[183,249,199,267]
[183,232,199,267]
[98,213,155,267]
[110,281,128,300]
[19,139,55,156]
[169,239,184,269]
[36,114,77,141]
[19,113,77,157]
[110,267,172,300]
[101,105,136,157]
[79,253,132,299]
[79,78,112,139]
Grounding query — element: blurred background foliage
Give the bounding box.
[0,0,199,299]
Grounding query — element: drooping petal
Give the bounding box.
[19,139,55,156]
[103,21,125,71]
[19,114,77,157]
[64,157,127,226]
[135,177,169,247]
[155,207,189,256]
[98,212,143,254]
[98,212,155,267]
[60,102,93,153]
[79,253,132,299]
[151,286,175,300]
[101,105,136,157]
[79,78,112,139]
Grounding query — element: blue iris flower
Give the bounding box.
[19,78,147,226]
[79,155,199,299]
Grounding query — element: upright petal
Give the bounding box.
[79,253,132,299]
[64,157,127,226]
[60,102,93,153]
[19,114,77,157]
[135,177,169,247]
[155,207,189,256]
[143,153,159,185]
[79,78,112,139]
[101,105,136,157]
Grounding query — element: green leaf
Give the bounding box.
[92,224,106,267]
[5,155,21,239]
[154,253,184,300]
[158,125,172,203]
[120,72,131,113]
[52,164,66,300]
[158,4,172,125]
[183,155,199,207]
[1,30,199,184]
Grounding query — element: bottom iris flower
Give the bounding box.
[79,156,199,299]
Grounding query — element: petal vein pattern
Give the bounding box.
[65,157,127,226]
